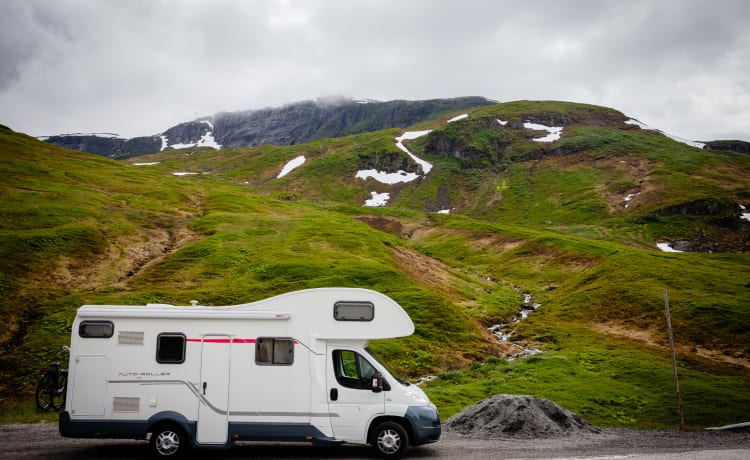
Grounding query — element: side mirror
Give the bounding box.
[371,372,384,393]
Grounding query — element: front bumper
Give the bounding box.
[405,405,441,445]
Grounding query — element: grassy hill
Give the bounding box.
[1,100,749,429]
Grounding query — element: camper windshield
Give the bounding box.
[365,347,409,386]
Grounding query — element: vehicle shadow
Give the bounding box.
[53,441,438,459]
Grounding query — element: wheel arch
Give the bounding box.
[367,415,413,445]
[147,411,194,441]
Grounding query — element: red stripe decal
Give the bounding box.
[232,338,257,344]
[187,338,258,343]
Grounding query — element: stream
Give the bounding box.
[415,289,542,385]
[488,290,543,361]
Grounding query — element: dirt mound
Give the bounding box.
[445,394,600,438]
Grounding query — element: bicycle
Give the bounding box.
[35,346,69,412]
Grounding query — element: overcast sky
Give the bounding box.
[1,0,748,141]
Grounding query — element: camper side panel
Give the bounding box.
[63,315,318,443]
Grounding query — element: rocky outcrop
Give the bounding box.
[44,134,125,158]
[357,150,420,174]
[422,118,519,169]
[703,140,750,155]
[162,121,210,146]
[42,134,162,159]
[655,198,741,229]
[119,136,163,158]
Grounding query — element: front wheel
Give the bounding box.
[150,424,187,457]
[370,421,409,459]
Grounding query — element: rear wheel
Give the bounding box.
[35,374,53,411]
[50,373,67,412]
[35,373,65,411]
[370,421,409,459]
[150,424,187,457]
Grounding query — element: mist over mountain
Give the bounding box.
[40,96,494,159]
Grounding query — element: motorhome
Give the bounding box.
[59,288,441,458]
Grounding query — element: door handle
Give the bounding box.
[330,388,338,401]
[203,382,207,395]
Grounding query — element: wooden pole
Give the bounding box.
[664,288,686,430]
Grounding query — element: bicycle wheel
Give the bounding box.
[51,373,67,412]
[35,373,54,411]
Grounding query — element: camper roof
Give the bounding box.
[75,287,414,340]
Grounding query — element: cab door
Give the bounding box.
[326,346,385,442]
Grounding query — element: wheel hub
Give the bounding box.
[378,429,401,453]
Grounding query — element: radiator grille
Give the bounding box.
[112,397,140,412]
[118,331,144,345]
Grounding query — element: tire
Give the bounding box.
[370,421,409,459]
[150,424,187,457]
[35,374,53,411]
[50,373,67,412]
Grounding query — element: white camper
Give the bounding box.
[59,288,440,458]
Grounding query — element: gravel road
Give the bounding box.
[1,423,749,459]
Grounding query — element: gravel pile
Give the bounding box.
[445,394,600,438]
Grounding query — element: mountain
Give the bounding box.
[40,96,494,159]
[132,100,750,253]
[2,100,750,429]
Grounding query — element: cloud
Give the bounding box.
[0,0,748,141]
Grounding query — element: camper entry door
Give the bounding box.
[196,335,231,445]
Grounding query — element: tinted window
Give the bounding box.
[255,338,294,365]
[156,334,185,364]
[333,349,381,390]
[79,321,114,338]
[333,301,374,321]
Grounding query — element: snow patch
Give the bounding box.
[395,130,433,174]
[133,162,160,166]
[355,169,420,184]
[740,205,750,222]
[438,209,450,214]
[356,130,433,190]
[624,192,640,208]
[364,191,390,207]
[524,122,562,142]
[172,172,200,176]
[497,119,508,126]
[47,132,124,139]
[624,119,648,130]
[277,155,306,178]
[625,119,705,148]
[448,113,469,123]
[195,120,221,149]
[162,120,222,150]
[657,242,683,253]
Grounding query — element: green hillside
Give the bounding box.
[1,100,749,429]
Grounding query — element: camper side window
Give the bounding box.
[333,301,374,321]
[79,321,114,338]
[156,333,186,364]
[255,338,294,365]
